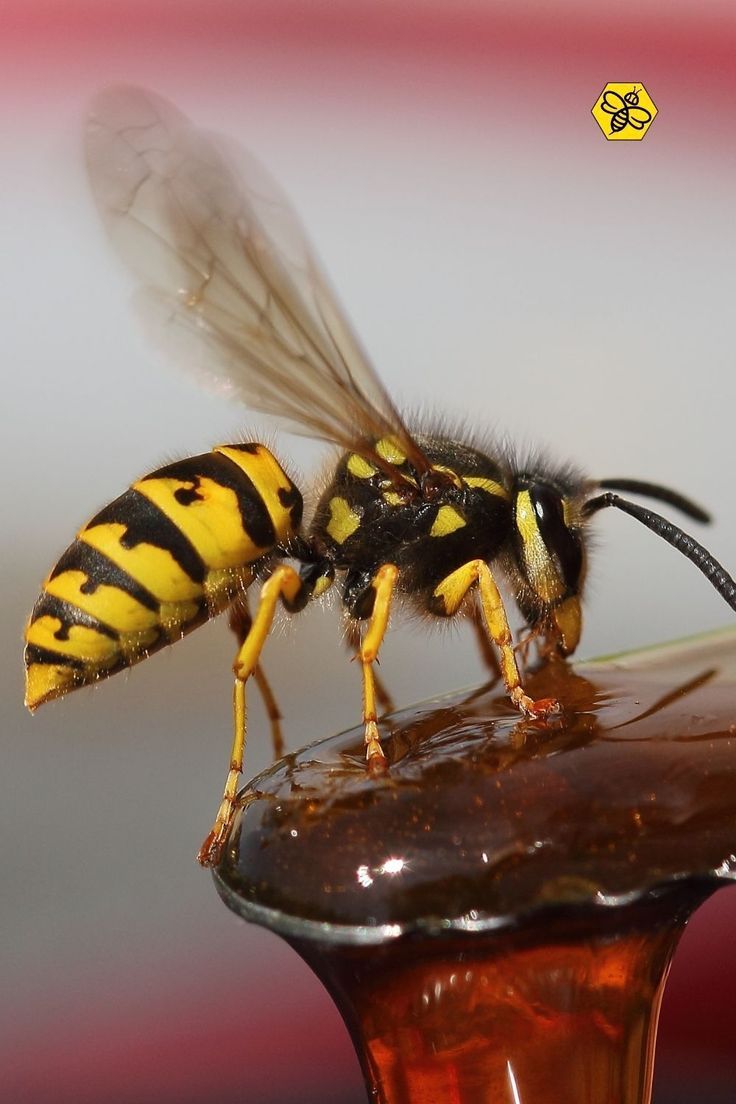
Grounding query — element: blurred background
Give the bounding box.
[3,1,736,1100]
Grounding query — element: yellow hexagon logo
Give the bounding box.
[592,83,657,140]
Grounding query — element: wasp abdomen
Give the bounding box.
[24,444,302,710]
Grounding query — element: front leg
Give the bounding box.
[432,560,560,719]
[468,605,502,684]
[346,564,400,770]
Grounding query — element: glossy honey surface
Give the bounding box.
[217,629,736,937]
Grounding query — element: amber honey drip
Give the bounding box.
[214,630,736,1104]
[301,910,686,1104]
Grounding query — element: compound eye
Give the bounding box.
[529,486,583,592]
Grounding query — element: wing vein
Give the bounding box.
[85,85,432,477]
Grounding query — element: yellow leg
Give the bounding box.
[198,678,247,865]
[469,607,501,683]
[358,564,399,769]
[346,622,396,715]
[433,560,560,718]
[228,601,285,759]
[198,565,303,867]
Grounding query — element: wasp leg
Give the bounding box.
[252,666,285,759]
[433,560,560,718]
[345,621,396,716]
[356,564,399,770]
[198,565,306,867]
[469,607,502,683]
[371,666,396,717]
[229,603,284,759]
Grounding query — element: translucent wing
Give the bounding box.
[85,85,431,477]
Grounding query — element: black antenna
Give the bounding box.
[584,492,736,611]
[597,479,711,523]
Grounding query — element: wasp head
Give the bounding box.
[511,478,585,655]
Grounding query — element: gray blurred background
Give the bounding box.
[3,1,736,1100]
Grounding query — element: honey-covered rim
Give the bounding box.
[212,868,732,946]
[212,625,736,946]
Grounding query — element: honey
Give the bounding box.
[215,630,736,1103]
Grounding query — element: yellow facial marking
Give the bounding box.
[430,505,467,538]
[326,497,361,544]
[514,491,537,546]
[515,491,564,603]
[347,454,378,480]
[465,475,509,500]
[45,570,158,633]
[382,491,404,507]
[375,437,406,465]
[80,524,204,604]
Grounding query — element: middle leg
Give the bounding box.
[345,620,396,716]
[350,563,400,770]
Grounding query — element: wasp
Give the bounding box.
[600,86,653,134]
[24,87,736,865]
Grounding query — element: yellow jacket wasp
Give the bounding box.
[24,87,736,865]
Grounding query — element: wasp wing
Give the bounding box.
[85,85,431,476]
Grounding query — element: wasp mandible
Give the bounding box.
[24,87,736,865]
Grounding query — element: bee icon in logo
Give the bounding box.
[600,87,653,135]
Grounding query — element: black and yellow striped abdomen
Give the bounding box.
[25,444,302,710]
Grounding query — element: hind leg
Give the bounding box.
[198,566,307,866]
[229,602,284,759]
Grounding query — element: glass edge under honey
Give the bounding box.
[213,872,732,947]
